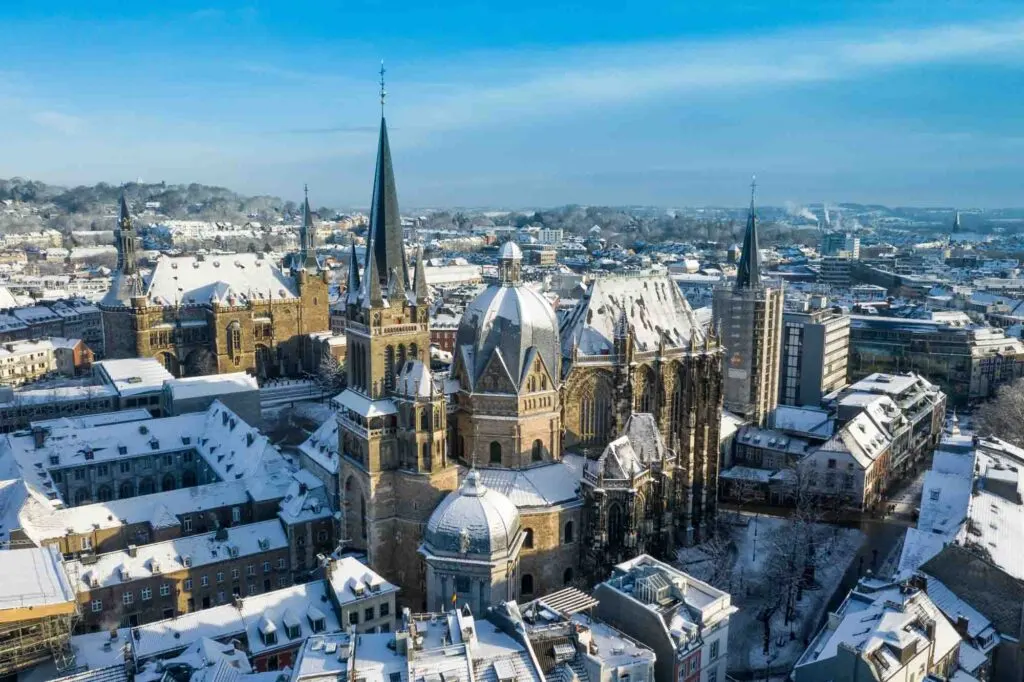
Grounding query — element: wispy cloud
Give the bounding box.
[395,17,1024,133]
[31,110,84,135]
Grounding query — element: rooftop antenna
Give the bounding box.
[379,60,387,117]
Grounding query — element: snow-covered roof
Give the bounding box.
[473,456,583,510]
[144,253,299,307]
[957,438,1024,580]
[771,405,834,440]
[796,581,961,675]
[396,359,434,398]
[328,556,398,606]
[94,358,174,397]
[65,518,287,590]
[164,372,258,401]
[821,412,891,469]
[297,414,339,474]
[559,273,704,358]
[334,388,397,418]
[0,546,76,613]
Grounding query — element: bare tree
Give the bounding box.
[975,378,1024,446]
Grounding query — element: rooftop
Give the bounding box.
[0,546,76,614]
[93,358,174,397]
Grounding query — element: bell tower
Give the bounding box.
[337,73,456,609]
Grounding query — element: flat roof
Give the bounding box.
[94,358,174,397]
[0,547,76,617]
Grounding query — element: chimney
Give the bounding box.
[32,426,47,449]
[907,574,928,594]
[955,615,971,638]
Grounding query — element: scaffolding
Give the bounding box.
[0,546,80,677]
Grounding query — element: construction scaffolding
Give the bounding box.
[0,546,80,677]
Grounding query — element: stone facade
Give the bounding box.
[99,197,330,379]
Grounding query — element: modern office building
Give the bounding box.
[780,296,850,407]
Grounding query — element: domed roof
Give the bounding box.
[424,471,522,558]
[498,241,522,260]
[455,282,560,391]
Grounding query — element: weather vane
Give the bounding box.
[379,60,387,116]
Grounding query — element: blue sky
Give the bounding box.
[2,1,1024,208]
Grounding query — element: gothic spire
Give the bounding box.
[952,210,961,233]
[346,240,361,305]
[361,228,384,309]
[736,176,761,289]
[299,185,319,270]
[364,84,408,296]
[115,192,138,275]
[413,245,429,304]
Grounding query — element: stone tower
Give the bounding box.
[292,189,330,337]
[712,179,783,426]
[115,194,138,275]
[337,115,457,610]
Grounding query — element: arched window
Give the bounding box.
[520,574,534,596]
[523,528,534,549]
[637,365,657,414]
[161,474,176,492]
[410,343,419,362]
[421,409,429,431]
[226,321,241,358]
[563,567,574,585]
[138,478,154,496]
[564,521,574,544]
[532,439,543,462]
[608,502,625,548]
[119,481,134,499]
[397,344,407,373]
[96,486,112,502]
[74,489,89,506]
[489,441,502,465]
[384,346,395,392]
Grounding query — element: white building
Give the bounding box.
[0,339,55,386]
[594,554,736,682]
[794,577,962,682]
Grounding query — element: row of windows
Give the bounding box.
[346,601,390,625]
[522,521,574,548]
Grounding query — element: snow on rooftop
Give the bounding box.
[165,372,258,401]
[0,546,76,612]
[328,556,397,606]
[64,518,287,590]
[334,388,397,418]
[145,253,299,307]
[559,273,703,357]
[297,414,339,474]
[94,358,174,396]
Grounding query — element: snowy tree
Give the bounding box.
[975,378,1024,446]
[315,353,346,393]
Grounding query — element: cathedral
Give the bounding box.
[335,107,726,613]
[98,193,330,378]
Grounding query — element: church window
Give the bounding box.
[531,439,543,462]
[541,375,547,390]
[422,442,430,467]
[608,502,626,548]
[421,410,429,431]
[520,574,534,595]
[563,521,574,543]
[489,441,502,465]
[410,343,418,361]
[523,528,534,548]
[397,344,407,373]
[384,346,395,392]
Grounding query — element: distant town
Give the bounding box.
[0,117,1021,682]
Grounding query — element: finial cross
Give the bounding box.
[379,60,387,115]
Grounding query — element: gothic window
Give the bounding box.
[520,574,534,596]
[397,344,407,373]
[422,442,430,467]
[608,502,625,548]
[97,485,112,502]
[523,528,534,548]
[410,343,419,362]
[226,322,242,358]
[489,441,502,465]
[580,385,612,447]
[637,365,657,414]
[119,481,135,499]
[672,367,686,434]
[531,439,543,462]
[563,521,574,543]
[384,346,395,392]
[420,410,429,431]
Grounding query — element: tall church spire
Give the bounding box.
[346,240,362,306]
[736,176,761,289]
[363,66,408,298]
[298,184,319,270]
[115,193,138,275]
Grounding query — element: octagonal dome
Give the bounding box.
[424,470,522,559]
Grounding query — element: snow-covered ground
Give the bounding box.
[678,512,865,675]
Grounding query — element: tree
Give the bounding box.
[315,353,346,393]
[975,377,1024,447]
